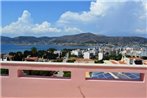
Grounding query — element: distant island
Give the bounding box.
[1,33,147,46]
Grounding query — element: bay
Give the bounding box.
[1,44,90,54]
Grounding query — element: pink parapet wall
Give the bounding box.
[0,61,147,98]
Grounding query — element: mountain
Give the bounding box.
[52,33,107,43]
[1,33,147,45]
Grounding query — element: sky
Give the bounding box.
[1,0,147,37]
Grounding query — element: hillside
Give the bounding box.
[1,33,147,45]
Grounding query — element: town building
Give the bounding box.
[98,52,103,60]
[83,52,93,59]
[71,49,82,57]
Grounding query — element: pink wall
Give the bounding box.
[1,61,147,98]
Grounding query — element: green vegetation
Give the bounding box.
[103,53,122,61]
[23,70,56,76]
[47,48,57,53]
[37,50,46,58]
[43,52,58,60]
[61,49,72,57]
[67,59,76,63]
[23,70,71,78]
[31,47,37,56]
[63,71,71,78]
[9,51,24,61]
[7,47,60,61]
[0,68,9,76]
[95,60,104,63]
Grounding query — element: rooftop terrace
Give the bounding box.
[0,61,147,98]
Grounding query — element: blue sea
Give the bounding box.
[1,44,90,54]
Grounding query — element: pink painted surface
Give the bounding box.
[0,61,147,98]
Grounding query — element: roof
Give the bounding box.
[25,57,38,61]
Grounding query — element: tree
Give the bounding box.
[115,54,122,60]
[47,48,57,53]
[9,52,16,56]
[13,51,23,61]
[95,60,104,63]
[38,50,46,58]
[31,47,37,56]
[61,48,71,57]
[24,50,32,57]
[103,53,122,61]
[67,59,75,63]
[46,52,58,60]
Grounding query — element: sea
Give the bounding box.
[1,44,90,54]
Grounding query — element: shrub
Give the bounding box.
[95,60,104,63]
[67,59,75,63]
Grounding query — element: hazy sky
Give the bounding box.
[1,0,147,37]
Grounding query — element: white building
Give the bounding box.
[91,48,98,56]
[140,49,147,57]
[98,52,103,60]
[71,49,82,56]
[54,51,61,55]
[3,57,7,61]
[54,50,61,58]
[83,52,93,59]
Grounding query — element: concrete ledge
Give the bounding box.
[1,61,147,68]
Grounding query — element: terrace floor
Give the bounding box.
[1,76,147,98]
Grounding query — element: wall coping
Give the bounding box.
[1,61,147,68]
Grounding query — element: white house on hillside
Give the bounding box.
[71,49,82,57]
[98,52,103,60]
[83,52,93,59]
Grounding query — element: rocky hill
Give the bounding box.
[1,33,147,45]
